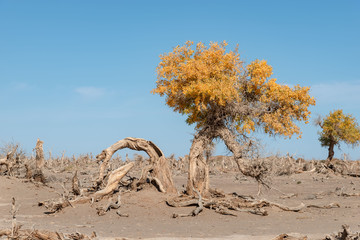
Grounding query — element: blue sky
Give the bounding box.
[1,0,360,160]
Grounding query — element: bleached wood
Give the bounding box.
[96,137,176,193]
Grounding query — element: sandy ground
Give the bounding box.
[1,171,360,239]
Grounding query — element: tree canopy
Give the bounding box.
[318,109,360,160]
[152,41,315,139]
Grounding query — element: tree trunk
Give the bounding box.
[186,130,211,196]
[33,139,45,183]
[96,137,176,193]
[327,141,335,161]
[186,126,256,197]
[216,127,249,176]
[35,138,45,170]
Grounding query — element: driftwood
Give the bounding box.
[40,162,134,214]
[96,137,176,193]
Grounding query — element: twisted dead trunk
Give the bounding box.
[33,139,45,183]
[96,137,176,193]
[35,138,45,170]
[186,131,210,196]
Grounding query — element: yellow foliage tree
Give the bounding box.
[317,110,360,160]
[152,41,316,195]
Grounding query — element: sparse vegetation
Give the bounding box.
[1,138,360,239]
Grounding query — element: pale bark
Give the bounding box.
[35,138,45,170]
[0,146,18,175]
[96,137,176,193]
[32,139,46,183]
[40,162,134,213]
[216,127,249,175]
[186,126,251,196]
[72,170,81,196]
[186,131,210,196]
[92,162,134,200]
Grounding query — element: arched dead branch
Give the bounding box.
[96,137,176,193]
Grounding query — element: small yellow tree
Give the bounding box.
[152,41,316,195]
[317,110,360,160]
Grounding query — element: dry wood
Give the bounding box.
[187,126,270,196]
[307,202,340,209]
[1,197,96,240]
[0,145,18,175]
[0,228,94,240]
[323,225,360,240]
[0,156,9,169]
[96,137,176,193]
[186,130,210,196]
[272,234,308,240]
[40,162,134,214]
[172,188,204,218]
[72,170,81,196]
[92,162,134,201]
[97,193,123,216]
[31,139,46,183]
[34,138,45,170]
[168,190,340,218]
[24,164,33,179]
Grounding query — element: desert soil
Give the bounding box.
[1,171,360,240]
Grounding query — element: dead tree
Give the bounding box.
[33,139,46,183]
[40,162,134,214]
[72,170,81,196]
[96,137,176,193]
[0,145,18,175]
[35,139,45,169]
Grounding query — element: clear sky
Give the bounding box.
[1,0,360,160]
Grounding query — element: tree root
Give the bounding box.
[172,188,203,218]
[167,191,340,217]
